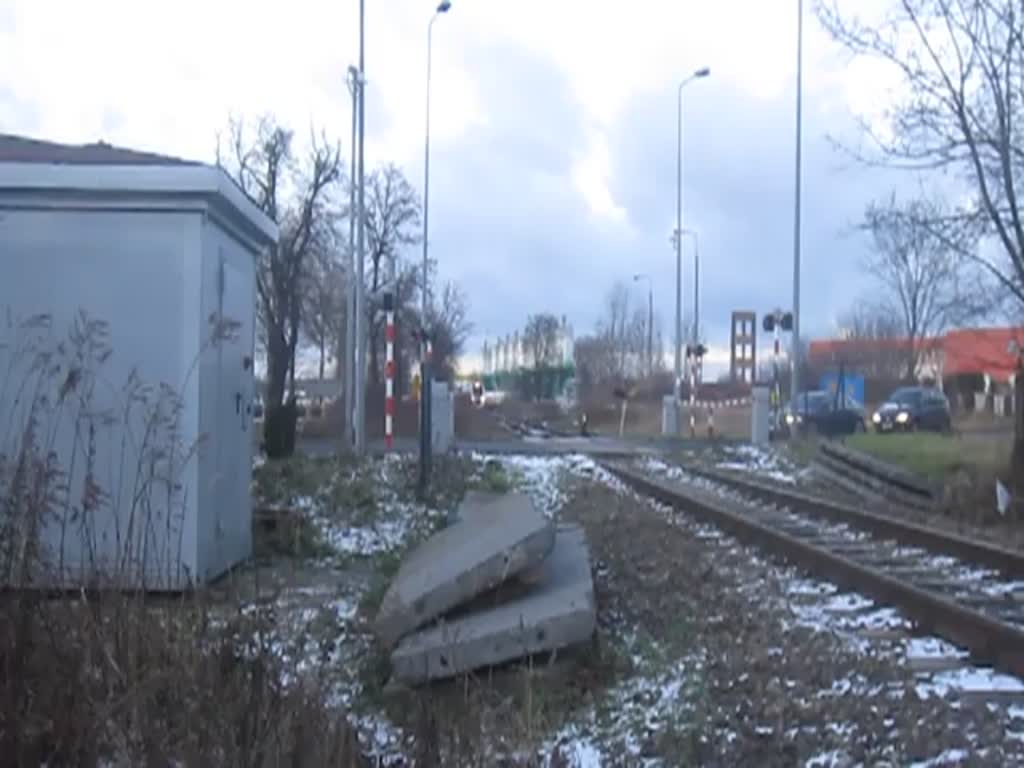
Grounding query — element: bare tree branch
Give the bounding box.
[222,116,343,413]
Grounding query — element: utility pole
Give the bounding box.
[647,286,654,377]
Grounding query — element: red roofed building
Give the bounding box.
[808,327,1022,388]
[942,327,1023,383]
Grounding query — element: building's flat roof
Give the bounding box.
[0,133,277,246]
[0,133,199,167]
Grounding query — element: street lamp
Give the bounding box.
[633,273,654,377]
[791,0,804,408]
[343,65,361,453]
[354,0,368,454]
[680,228,700,348]
[422,0,452,324]
[674,65,710,398]
[419,0,451,496]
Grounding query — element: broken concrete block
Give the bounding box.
[390,524,596,685]
[374,492,555,647]
[450,491,549,587]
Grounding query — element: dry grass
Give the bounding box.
[846,431,1011,480]
[0,312,366,766]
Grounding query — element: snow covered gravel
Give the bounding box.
[242,448,1024,766]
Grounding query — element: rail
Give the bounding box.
[605,462,1024,679]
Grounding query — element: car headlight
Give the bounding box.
[896,412,909,424]
[785,413,795,425]
[872,412,881,423]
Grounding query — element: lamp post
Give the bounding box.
[419,0,451,496]
[422,0,451,324]
[633,273,654,377]
[343,65,361,452]
[681,228,700,349]
[674,66,710,399]
[791,0,804,408]
[354,0,367,455]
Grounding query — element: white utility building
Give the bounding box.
[0,134,277,590]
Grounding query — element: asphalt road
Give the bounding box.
[295,434,701,459]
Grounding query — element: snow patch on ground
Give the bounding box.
[546,655,697,766]
[318,470,444,559]
[543,738,602,768]
[909,748,971,767]
[498,454,570,518]
[916,667,1024,699]
[904,636,969,660]
[806,748,854,767]
[315,504,425,557]
[717,444,799,485]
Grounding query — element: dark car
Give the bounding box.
[871,386,951,433]
[781,389,866,437]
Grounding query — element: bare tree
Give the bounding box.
[863,195,983,377]
[363,164,422,384]
[425,281,473,382]
[597,281,631,377]
[837,300,904,341]
[223,117,342,441]
[834,299,908,379]
[302,237,346,381]
[522,314,562,369]
[573,335,618,398]
[818,0,1024,313]
[626,306,652,378]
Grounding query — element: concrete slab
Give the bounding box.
[374,492,555,647]
[390,524,596,685]
[447,490,507,526]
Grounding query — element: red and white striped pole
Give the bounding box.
[384,292,395,450]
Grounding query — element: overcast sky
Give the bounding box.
[0,0,903,374]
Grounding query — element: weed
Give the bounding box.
[476,459,512,493]
[253,510,332,560]
[357,547,404,619]
[0,311,366,765]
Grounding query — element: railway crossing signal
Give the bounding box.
[763,311,793,333]
[764,308,794,439]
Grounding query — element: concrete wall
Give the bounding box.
[0,208,201,588]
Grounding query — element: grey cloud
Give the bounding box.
[607,76,894,348]
[369,38,899,364]
[387,42,637,346]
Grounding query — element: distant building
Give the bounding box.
[808,327,1022,390]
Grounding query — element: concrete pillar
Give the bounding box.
[751,385,771,445]
[431,381,454,452]
[662,395,680,436]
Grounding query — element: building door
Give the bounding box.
[217,253,255,567]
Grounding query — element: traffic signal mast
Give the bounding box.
[763,309,794,435]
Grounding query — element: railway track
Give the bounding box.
[812,440,939,512]
[605,460,1024,679]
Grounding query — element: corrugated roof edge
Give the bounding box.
[0,161,278,246]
